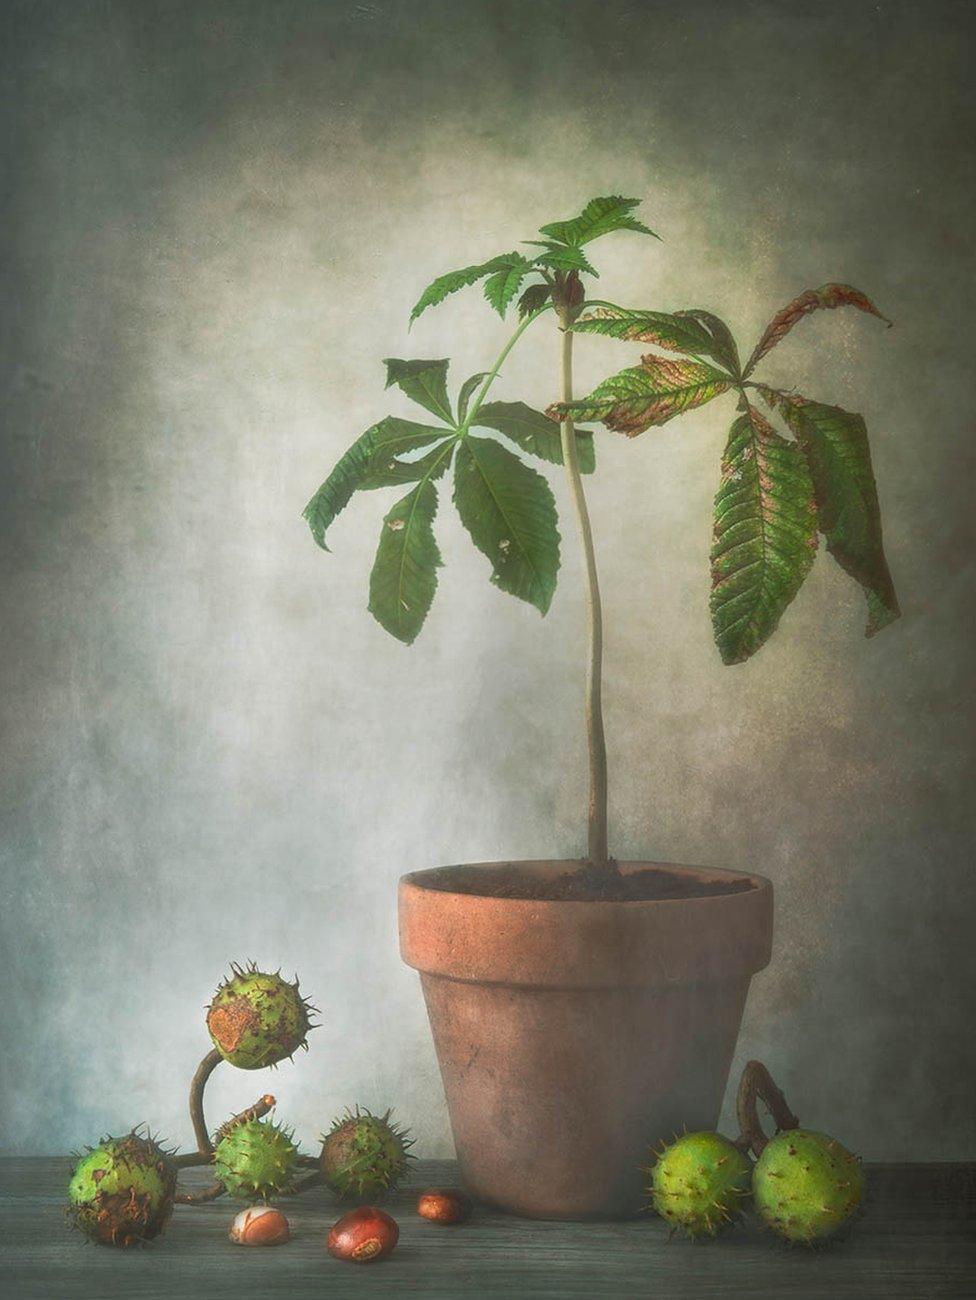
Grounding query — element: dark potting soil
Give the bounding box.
[423,861,756,902]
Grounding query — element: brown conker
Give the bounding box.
[417,1188,472,1225]
[327,1206,398,1263]
[229,1205,290,1246]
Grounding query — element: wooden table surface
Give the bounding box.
[2,1158,973,1299]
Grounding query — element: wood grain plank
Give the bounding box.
[1,1160,973,1299]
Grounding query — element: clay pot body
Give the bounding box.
[399,860,772,1220]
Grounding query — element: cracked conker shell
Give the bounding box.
[206,962,315,1070]
[417,1188,471,1224]
[229,1205,290,1246]
[67,1132,176,1247]
[327,1206,398,1263]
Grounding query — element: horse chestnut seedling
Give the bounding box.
[417,1188,471,1224]
[229,1205,290,1246]
[327,1206,399,1262]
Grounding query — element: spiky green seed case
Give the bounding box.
[67,1131,176,1246]
[206,961,316,1070]
[319,1107,414,1199]
[753,1129,864,1244]
[646,1131,752,1239]
[213,1117,299,1202]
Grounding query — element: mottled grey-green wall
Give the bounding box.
[2,0,973,1160]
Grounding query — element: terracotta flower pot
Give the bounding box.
[399,860,772,1220]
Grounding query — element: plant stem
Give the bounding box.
[557,310,609,868]
[580,298,624,313]
[189,1048,222,1155]
[461,304,552,432]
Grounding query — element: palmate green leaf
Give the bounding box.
[303,416,449,550]
[710,404,818,665]
[453,435,560,614]
[549,355,733,436]
[409,254,522,325]
[384,358,454,424]
[680,310,741,378]
[456,372,489,425]
[359,437,456,489]
[538,196,658,247]
[528,242,599,277]
[571,306,719,357]
[742,283,891,378]
[483,254,533,317]
[472,400,595,473]
[571,305,741,376]
[756,385,900,636]
[368,479,443,645]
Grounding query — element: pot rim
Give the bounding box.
[399,860,773,989]
[400,859,768,907]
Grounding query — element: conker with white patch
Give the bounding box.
[229,1205,290,1246]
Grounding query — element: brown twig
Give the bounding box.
[175,1090,277,1202]
[173,1151,213,1169]
[284,1170,322,1196]
[213,1094,276,1144]
[735,1059,800,1157]
[175,1181,226,1205]
[189,1048,223,1154]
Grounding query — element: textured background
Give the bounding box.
[2,0,974,1161]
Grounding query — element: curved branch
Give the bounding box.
[189,1048,223,1155]
[460,303,552,433]
[176,1085,279,1205]
[173,1151,213,1169]
[175,1181,225,1205]
[735,1059,800,1157]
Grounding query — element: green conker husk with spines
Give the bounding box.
[646,1130,752,1239]
[319,1106,414,1199]
[752,1129,864,1244]
[213,1117,299,1202]
[206,961,316,1070]
[67,1131,176,1246]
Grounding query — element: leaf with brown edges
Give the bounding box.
[710,403,818,664]
[571,306,719,357]
[756,384,900,637]
[743,283,891,377]
[549,354,733,436]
